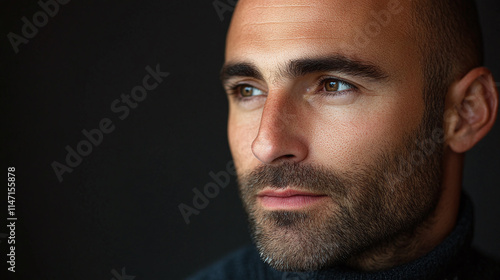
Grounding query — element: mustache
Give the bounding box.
[238,162,350,196]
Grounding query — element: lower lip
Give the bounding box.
[258,195,328,210]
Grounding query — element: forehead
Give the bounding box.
[226,0,417,79]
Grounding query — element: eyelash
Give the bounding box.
[226,77,357,101]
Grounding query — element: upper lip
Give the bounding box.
[257,188,325,197]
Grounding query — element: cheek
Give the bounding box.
[309,96,424,170]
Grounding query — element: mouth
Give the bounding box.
[256,188,328,210]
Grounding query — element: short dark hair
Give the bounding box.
[411,0,484,129]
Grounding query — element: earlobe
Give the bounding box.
[444,67,499,153]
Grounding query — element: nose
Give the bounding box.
[251,93,308,164]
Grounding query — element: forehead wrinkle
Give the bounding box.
[249,20,341,25]
[242,1,316,15]
[237,2,319,24]
[247,37,338,43]
[238,21,345,43]
[236,0,370,19]
[234,2,350,44]
[233,0,400,36]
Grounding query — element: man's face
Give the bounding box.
[223,0,443,271]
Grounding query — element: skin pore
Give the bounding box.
[223,0,498,272]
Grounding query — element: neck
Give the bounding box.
[346,149,463,271]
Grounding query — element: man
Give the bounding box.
[189,0,499,279]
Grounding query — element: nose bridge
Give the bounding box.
[251,90,307,164]
[259,91,296,140]
[259,65,297,132]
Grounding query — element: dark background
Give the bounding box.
[1,0,499,279]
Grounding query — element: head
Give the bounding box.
[222,0,498,272]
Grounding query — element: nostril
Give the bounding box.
[275,154,295,163]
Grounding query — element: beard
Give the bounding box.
[237,116,444,271]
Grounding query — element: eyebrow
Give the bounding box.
[220,62,264,84]
[220,55,388,85]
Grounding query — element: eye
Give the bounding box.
[238,85,265,97]
[323,78,354,92]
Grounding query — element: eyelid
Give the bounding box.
[226,79,264,92]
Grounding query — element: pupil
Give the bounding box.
[242,86,253,96]
[327,81,338,91]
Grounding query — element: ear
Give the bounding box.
[444,67,499,153]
